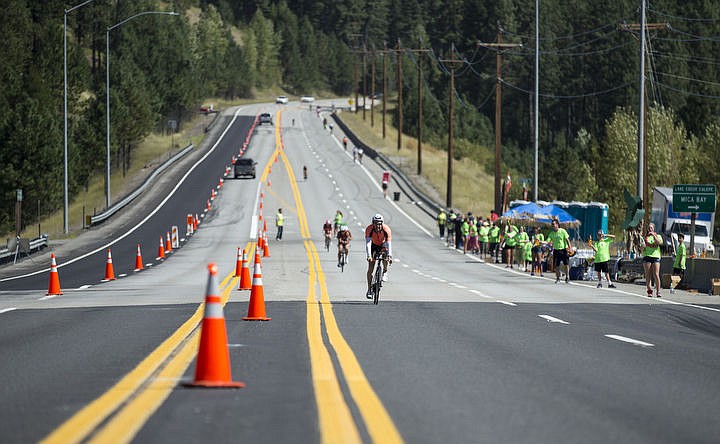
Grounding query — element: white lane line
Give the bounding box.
[401,263,408,268]
[38,295,57,301]
[539,315,570,324]
[0,308,17,314]
[496,300,517,306]
[605,334,654,347]
[469,289,492,298]
[78,285,92,289]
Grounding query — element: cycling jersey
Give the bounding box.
[365,223,392,257]
[323,223,333,234]
[337,230,352,244]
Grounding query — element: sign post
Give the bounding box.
[673,184,717,255]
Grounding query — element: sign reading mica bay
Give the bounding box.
[673,184,716,213]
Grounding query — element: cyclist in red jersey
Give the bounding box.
[365,213,393,299]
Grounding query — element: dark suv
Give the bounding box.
[259,113,273,125]
[234,158,257,179]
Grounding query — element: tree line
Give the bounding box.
[1,0,719,237]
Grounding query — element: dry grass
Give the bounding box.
[339,104,495,217]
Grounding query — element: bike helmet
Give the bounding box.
[326,219,331,224]
[340,224,349,231]
[372,213,384,224]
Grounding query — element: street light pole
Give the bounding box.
[106,11,179,209]
[63,0,95,233]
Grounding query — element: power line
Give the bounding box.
[654,71,720,88]
[654,80,720,99]
[650,50,720,66]
[648,5,720,23]
[499,79,633,99]
[500,22,618,41]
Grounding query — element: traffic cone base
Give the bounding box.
[185,264,244,388]
[47,254,63,295]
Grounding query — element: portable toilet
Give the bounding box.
[587,202,609,239]
[567,201,589,239]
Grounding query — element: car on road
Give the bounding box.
[259,113,273,125]
[300,96,315,103]
[276,95,289,104]
[234,158,257,179]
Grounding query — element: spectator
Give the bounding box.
[530,226,545,276]
[516,226,530,270]
[547,218,571,283]
[672,233,687,292]
[437,209,447,239]
[643,222,663,297]
[478,220,490,259]
[465,219,479,255]
[503,221,519,268]
[590,229,616,288]
[488,222,501,263]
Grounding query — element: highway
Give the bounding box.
[1,101,720,444]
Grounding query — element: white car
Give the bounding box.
[300,96,315,103]
[276,95,289,104]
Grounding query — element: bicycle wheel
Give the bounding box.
[325,236,330,251]
[340,251,346,272]
[373,263,382,305]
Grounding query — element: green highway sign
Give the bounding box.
[673,184,716,213]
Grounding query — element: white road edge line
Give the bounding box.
[605,334,654,347]
[539,315,570,324]
[496,300,517,306]
[0,308,17,314]
[2,107,248,282]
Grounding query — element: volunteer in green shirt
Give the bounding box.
[643,222,663,297]
[673,233,687,291]
[547,218,571,283]
[503,222,519,268]
[590,230,616,288]
[275,208,284,240]
[530,227,545,276]
[437,209,447,239]
[478,221,490,259]
[516,226,530,270]
[488,223,500,263]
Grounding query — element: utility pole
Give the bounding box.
[478,34,523,213]
[620,13,669,227]
[362,44,367,120]
[405,47,431,175]
[383,42,387,138]
[371,47,375,127]
[350,33,362,114]
[396,39,403,151]
[439,45,465,209]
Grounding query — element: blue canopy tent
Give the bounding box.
[501,202,545,222]
[536,205,581,228]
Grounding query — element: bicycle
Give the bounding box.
[324,233,332,251]
[338,244,348,272]
[369,249,388,305]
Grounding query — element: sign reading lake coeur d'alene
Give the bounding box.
[673,184,716,213]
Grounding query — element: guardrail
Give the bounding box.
[89,143,194,226]
[330,114,442,219]
[0,235,49,264]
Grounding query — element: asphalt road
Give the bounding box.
[1,101,720,444]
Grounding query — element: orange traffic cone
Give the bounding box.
[263,219,268,233]
[238,249,251,290]
[165,231,173,253]
[267,178,271,187]
[243,257,271,321]
[186,263,245,388]
[134,244,144,271]
[257,230,264,250]
[102,249,116,281]
[194,213,199,231]
[262,231,270,258]
[157,236,166,260]
[234,247,243,277]
[46,253,63,295]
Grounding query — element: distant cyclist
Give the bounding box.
[333,209,344,235]
[337,224,352,267]
[323,219,333,249]
[365,214,392,299]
